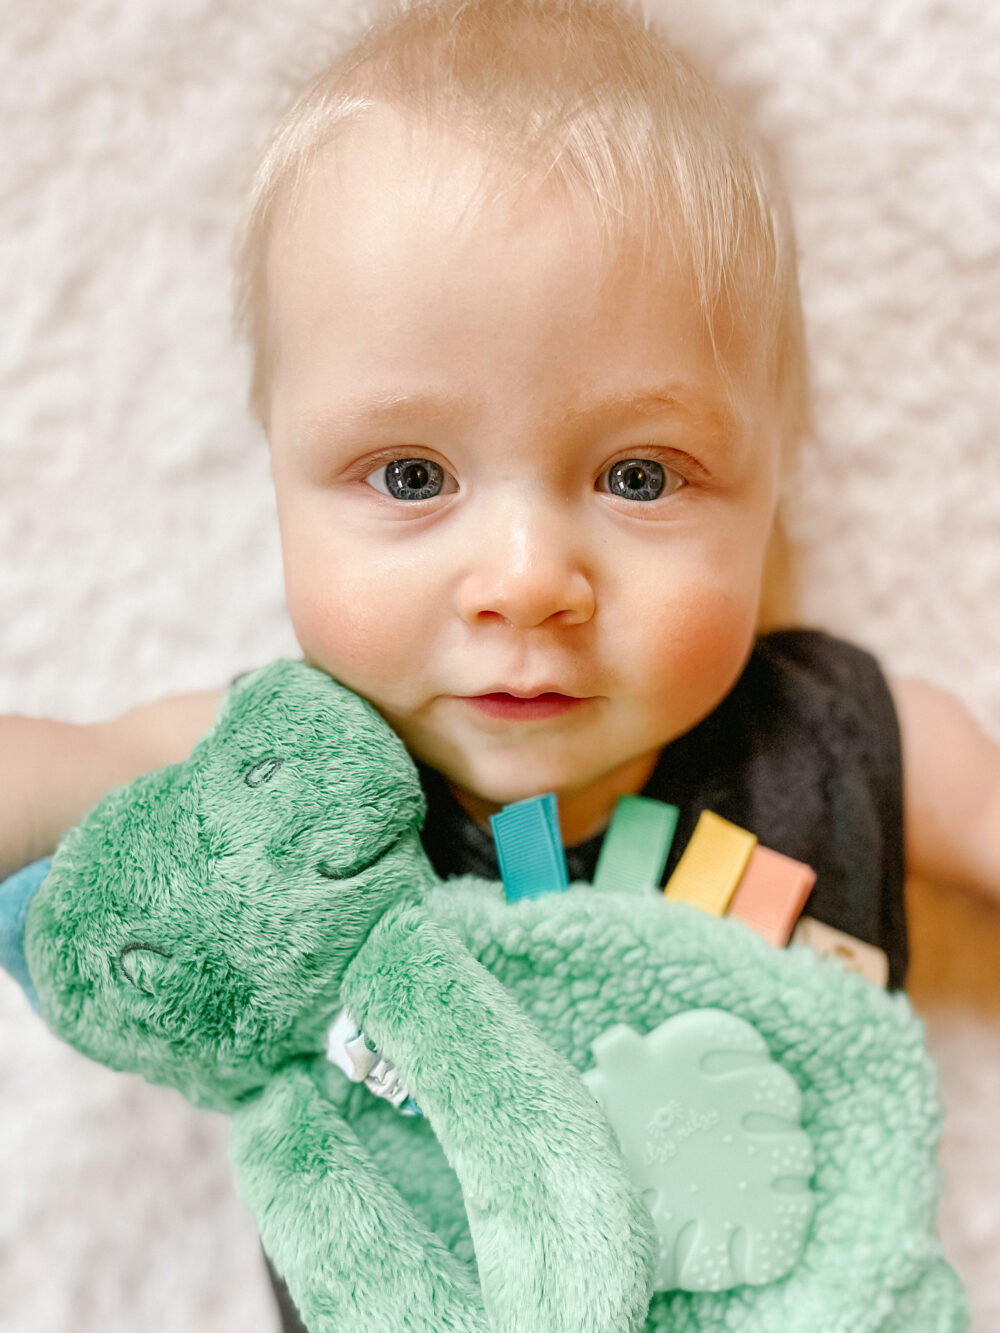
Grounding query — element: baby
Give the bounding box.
[2,0,999,1328]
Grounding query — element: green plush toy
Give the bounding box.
[0,660,968,1332]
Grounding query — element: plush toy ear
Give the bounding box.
[117,943,173,996]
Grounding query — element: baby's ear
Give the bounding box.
[117,943,173,996]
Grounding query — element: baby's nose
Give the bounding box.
[456,497,595,630]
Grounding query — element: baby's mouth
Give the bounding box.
[463,692,588,722]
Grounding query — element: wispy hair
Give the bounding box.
[234,0,809,467]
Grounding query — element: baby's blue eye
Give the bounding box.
[368,458,450,501]
[603,459,677,502]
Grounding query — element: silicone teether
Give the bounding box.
[583,1008,815,1292]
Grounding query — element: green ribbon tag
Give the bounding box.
[593,795,679,894]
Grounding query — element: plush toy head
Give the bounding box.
[20,661,429,1110]
[2,659,659,1333]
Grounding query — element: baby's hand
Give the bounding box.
[0,690,221,880]
[892,676,1000,902]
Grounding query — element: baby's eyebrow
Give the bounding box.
[297,392,473,450]
[561,387,737,434]
[299,384,740,452]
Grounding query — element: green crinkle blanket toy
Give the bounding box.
[0,660,968,1331]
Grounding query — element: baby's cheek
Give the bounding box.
[283,563,402,683]
[640,578,760,720]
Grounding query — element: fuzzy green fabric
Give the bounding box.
[8,660,967,1331]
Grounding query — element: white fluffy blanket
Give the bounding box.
[1,1,998,1329]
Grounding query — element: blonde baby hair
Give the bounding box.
[234,0,808,621]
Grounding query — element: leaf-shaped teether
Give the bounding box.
[583,1008,815,1292]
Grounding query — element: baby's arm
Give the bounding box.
[892,677,1000,902]
[0,690,222,879]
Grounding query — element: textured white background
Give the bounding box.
[1,0,998,1329]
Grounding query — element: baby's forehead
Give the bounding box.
[268,108,706,328]
[237,3,807,445]
[262,108,780,447]
[271,108,594,255]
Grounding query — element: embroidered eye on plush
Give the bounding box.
[317,837,402,882]
[117,942,173,995]
[244,756,283,787]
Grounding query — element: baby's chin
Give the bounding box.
[415,744,574,811]
[414,731,664,844]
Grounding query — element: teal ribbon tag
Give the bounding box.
[490,793,569,902]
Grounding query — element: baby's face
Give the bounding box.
[264,110,780,839]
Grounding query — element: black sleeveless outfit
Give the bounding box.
[265,627,907,1329]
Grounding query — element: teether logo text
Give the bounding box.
[643,1099,720,1163]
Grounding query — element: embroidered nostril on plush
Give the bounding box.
[243,756,284,787]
